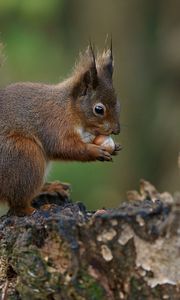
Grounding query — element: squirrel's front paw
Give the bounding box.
[111,143,123,156]
[87,144,112,162]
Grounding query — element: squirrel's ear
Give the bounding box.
[72,45,98,98]
[101,49,113,78]
[98,39,114,78]
[83,44,98,89]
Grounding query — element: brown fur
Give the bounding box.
[0,46,120,215]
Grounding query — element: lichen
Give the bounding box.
[134,234,180,287]
[41,233,72,275]
[0,256,8,281]
[100,245,113,261]
[118,224,133,246]
[97,228,117,242]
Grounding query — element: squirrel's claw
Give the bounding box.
[98,148,112,162]
[112,143,123,155]
[86,144,112,162]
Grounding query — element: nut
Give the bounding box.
[93,135,115,154]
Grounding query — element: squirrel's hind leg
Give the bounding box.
[0,134,46,216]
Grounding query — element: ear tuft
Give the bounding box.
[102,49,114,77]
[97,38,114,79]
[72,45,98,98]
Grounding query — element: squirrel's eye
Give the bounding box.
[93,103,106,117]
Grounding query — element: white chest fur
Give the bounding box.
[75,126,95,144]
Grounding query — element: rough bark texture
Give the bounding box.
[0,180,180,300]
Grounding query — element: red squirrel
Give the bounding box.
[0,44,121,215]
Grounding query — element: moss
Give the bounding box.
[76,271,107,300]
[129,277,146,300]
[129,276,162,300]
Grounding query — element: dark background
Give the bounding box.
[0,0,179,212]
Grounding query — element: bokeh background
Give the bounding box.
[0,0,179,213]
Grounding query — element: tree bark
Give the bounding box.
[0,180,179,300]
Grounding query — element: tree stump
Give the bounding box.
[0,180,179,300]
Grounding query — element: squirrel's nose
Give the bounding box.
[112,124,120,135]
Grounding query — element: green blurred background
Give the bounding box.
[0,0,179,213]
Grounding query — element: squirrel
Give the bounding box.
[0,44,121,216]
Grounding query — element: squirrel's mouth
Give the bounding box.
[91,127,113,137]
[80,129,112,144]
[75,125,114,144]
